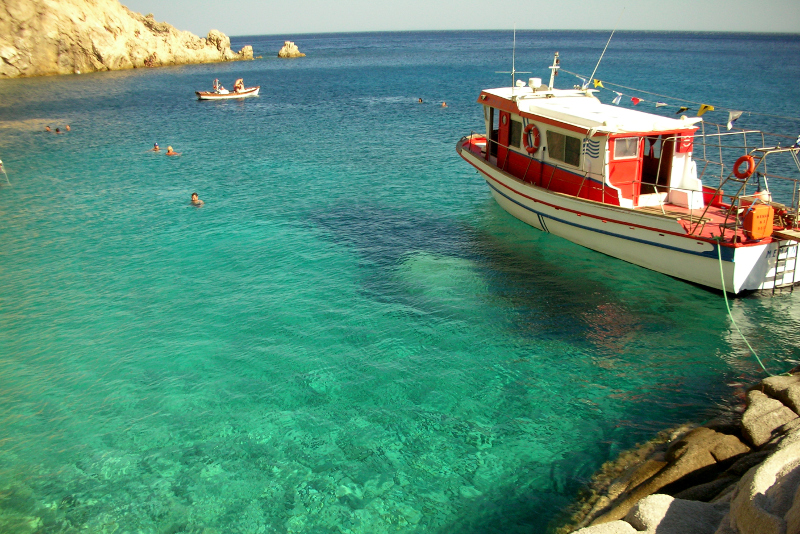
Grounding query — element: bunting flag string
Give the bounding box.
[698,104,715,117]
[727,111,743,130]
[559,68,800,123]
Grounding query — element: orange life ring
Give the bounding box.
[733,155,755,179]
[523,123,540,154]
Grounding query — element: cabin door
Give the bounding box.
[497,111,511,168]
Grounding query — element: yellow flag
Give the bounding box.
[593,79,604,88]
[697,104,715,116]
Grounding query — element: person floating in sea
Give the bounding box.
[191,192,204,206]
[166,146,180,156]
[441,102,447,108]
[45,126,51,132]
[55,128,62,134]
[418,98,423,103]
[66,125,71,132]
[233,78,244,92]
[150,143,160,152]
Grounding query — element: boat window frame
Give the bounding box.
[613,137,641,160]
[509,118,523,149]
[546,130,582,168]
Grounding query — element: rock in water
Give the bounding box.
[278,40,306,58]
[0,0,253,78]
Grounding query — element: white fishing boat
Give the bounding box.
[457,52,800,294]
[196,78,260,100]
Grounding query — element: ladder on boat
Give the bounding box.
[771,229,800,294]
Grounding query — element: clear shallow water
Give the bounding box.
[0,30,799,534]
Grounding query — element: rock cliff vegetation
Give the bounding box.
[0,0,253,78]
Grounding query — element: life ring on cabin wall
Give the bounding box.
[523,123,541,154]
[733,155,755,179]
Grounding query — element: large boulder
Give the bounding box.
[0,0,252,78]
[741,390,799,448]
[278,40,305,58]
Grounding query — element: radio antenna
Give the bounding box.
[496,26,530,96]
[587,9,625,88]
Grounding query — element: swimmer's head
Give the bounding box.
[191,192,198,200]
[154,143,159,148]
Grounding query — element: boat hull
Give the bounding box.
[458,141,797,294]
[196,87,260,100]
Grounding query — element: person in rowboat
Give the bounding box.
[234,78,244,92]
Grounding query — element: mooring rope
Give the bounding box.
[716,239,771,375]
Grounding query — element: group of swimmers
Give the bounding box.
[150,143,180,156]
[417,98,447,107]
[45,125,71,133]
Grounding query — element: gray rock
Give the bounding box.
[278,40,306,58]
[726,439,800,534]
[674,476,740,502]
[0,0,251,78]
[573,521,639,534]
[741,390,799,448]
[761,375,800,415]
[592,428,749,524]
[625,494,727,534]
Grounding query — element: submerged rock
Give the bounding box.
[0,0,253,78]
[278,40,306,58]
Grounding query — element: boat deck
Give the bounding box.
[460,135,792,246]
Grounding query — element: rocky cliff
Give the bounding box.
[0,0,253,78]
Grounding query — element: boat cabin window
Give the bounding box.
[614,137,640,160]
[546,131,581,167]
[509,119,523,149]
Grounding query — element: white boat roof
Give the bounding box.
[484,87,701,134]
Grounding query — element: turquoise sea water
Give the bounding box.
[1,30,800,533]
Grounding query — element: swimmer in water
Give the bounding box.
[66,125,71,131]
[166,146,180,156]
[441,102,447,108]
[45,126,52,132]
[55,128,62,133]
[151,143,160,152]
[191,192,204,206]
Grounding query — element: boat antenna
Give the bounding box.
[587,9,625,88]
[496,26,530,97]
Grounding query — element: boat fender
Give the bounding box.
[523,124,541,154]
[733,155,755,179]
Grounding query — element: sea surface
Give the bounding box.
[1,30,799,534]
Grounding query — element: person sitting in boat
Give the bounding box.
[234,78,244,92]
[213,78,220,92]
[191,192,204,206]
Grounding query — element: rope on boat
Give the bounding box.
[716,239,771,375]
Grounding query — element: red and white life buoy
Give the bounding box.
[733,155,755,179]
[523,123,540,154]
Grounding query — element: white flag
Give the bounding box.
[655,102,667,108]
[612,92,622,105]
[727,111,743,130]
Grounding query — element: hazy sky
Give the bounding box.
[121,0,800,37]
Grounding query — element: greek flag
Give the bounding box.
[583,139,601,158]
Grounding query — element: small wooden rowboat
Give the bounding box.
[196,86,260,100]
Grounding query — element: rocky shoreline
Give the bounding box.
[0,0,252,78]
[562,370,800,534]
